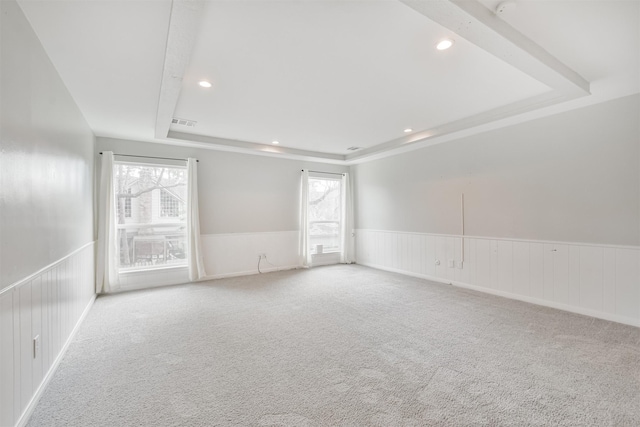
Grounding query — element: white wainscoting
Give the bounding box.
[201,231,300,279]
[356,230,640,327]
[0,242,96,427]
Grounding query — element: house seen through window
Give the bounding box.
[124,188,132,218]
[160,189,181,217]
[308,176,342,254]
[114,162,187,271]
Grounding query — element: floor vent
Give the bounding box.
[171,118,197,127]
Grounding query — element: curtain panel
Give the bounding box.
[187,158,207,281]
[96,151,120,293]
[299,170,311,267]
[340,172,355,264]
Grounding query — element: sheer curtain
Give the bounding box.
[340,172,355,264]
[299,170,311,267]
[96,151,119,293]
[187,158,207,281]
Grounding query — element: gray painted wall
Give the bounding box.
[0,0,95,291]
[96,138,349,235]
[353,94,640,246]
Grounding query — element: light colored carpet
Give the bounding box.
[28,265,640,426]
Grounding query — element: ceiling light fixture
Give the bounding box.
[436,39,454,50]
[404,128,413,133]
[272,140,279,144]
[198,80,212,88]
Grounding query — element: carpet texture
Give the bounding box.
[27,265,640,426]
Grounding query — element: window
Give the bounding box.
[160,190,181,217]
[124,188,132,218]
[308,176,342,254]
[114,162,187,271]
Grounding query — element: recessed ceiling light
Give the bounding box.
[436,39,454,50]
[272,140,279,144]
[198,80,212,88]
[404,128,413,133]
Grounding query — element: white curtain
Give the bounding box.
[96,151,119,293]
[187,158,207,281]
[340,172,355,264]
[299,170,311,267]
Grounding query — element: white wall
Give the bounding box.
[353,94,640,326]
[0,1,96,425]
[96,137,349,281]
[354,94,640,246]
[1,1,95,291]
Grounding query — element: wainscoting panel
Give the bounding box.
[201,231,300,279]
[355,230,640,327]
[0,242,95,427]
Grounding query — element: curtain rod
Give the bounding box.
[301,169,344,176]
[99,152,198,162]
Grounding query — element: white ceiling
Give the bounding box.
[17,0,640,164]
[18,0,173,143]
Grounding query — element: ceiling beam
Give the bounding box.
[399,0,590,97]
[167,131,347,163]
[154,0,204,139]
[342,0,593,162]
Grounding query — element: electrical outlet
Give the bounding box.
[456,261,464,269]
[33,335,40,359]
[435,259,440,266]
[448,259,454,268]
[259,253,266,260]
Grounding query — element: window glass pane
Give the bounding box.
[114,163,187,271]
[308,177,341,254]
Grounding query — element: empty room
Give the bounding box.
[1,0,639,426]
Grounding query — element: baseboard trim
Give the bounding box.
[116,281,189,293]
[201,264,300,281]
[15,294,97,427]
[358,262,640,328]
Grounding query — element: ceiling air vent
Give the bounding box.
[171,118,197,127]
[347,146,361,151]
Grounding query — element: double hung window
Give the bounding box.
[307,176,342,254]
[113,162,187,271]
